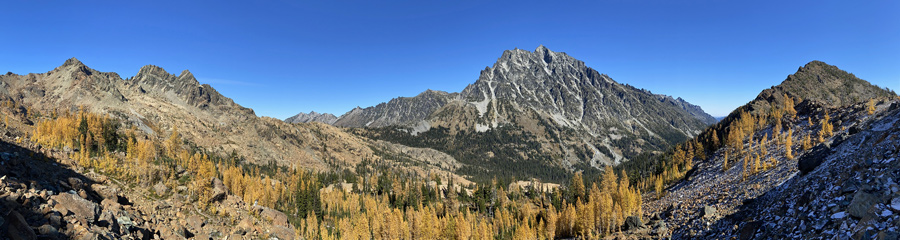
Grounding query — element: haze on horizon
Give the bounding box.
[1,1,897,119]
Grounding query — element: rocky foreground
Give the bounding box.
[0,129,296,240]
[640,99,900,239]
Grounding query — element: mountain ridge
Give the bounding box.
[285,111,338,124]
[336,46,717,181]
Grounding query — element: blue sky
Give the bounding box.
[1,1,897,118]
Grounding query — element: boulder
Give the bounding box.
[67,177,84,191]
[47,211,63,227]
[4,210,37,240]
[254,206,290,227]
[92,184,120,200]
[117,216,134,229]
[99,210,120,233]
[270,226,296,240]
[702,205,717,218]
[849,191,878,219]
[187,215,204,231]
[798,144,832,175]
[891,197,900,213]
[739,221,763,240]
[623,215,644,231]
[210,177,227,202]
[651,220,669,236]
[38,224,58,236]
[50,192,100,224]
[153,182,168,195]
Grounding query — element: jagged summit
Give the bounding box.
[336,46,715,175]
[179,69,194,79]
[62,57,84,67]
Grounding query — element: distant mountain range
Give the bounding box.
[284,111,338,124]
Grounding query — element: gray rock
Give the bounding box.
[47,211,62,227]
[67,177,84,191]
[209,177,227,202]
[38,224,58,236]
[624,215,644,231]
[253,206,290,227]
[187,215,204,230]
[93,184,120,200]
[848,191,878,219]
[891,197,900,212]
[50,192,99,224]
[153,182,168,195]
[5,211,37,240]
[117,216,133,227]
[703,205,717,218]
[798,144,832,175]
[652,220,669,236]
[100,210,120,233]
[841,180,859,194]
[4,210,36,240]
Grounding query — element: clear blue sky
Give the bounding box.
[2,1,897,118]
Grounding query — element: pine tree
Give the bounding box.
[785,128,794,159]
[784,94,796,118]
[570,172,585,202]
[654,176,664,199]
[684,144,694,171]
[753,153,760,173]
[742,155,749,180]
[711,129,720,148]
[867,99,876,115]
[817,111,833,144]
[722,151,729,172]
[165,126,180,158]
[802,134,812,151]
[694,139,706,160]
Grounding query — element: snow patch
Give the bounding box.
[475,124,490,132]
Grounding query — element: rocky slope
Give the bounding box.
[284,111,338,124]
[0,58,468,177]
[0,58,480,240]
[343,46,715,182]
[640,61,899,239]
[0,128,296,239]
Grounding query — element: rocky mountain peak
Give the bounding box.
[179,69,195,80]
[133,65,201,90]
[285,111,338,124]
[53,57,98,76]
[750,61,895,110]
[62,57,85,67]
[136,64,167,77]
